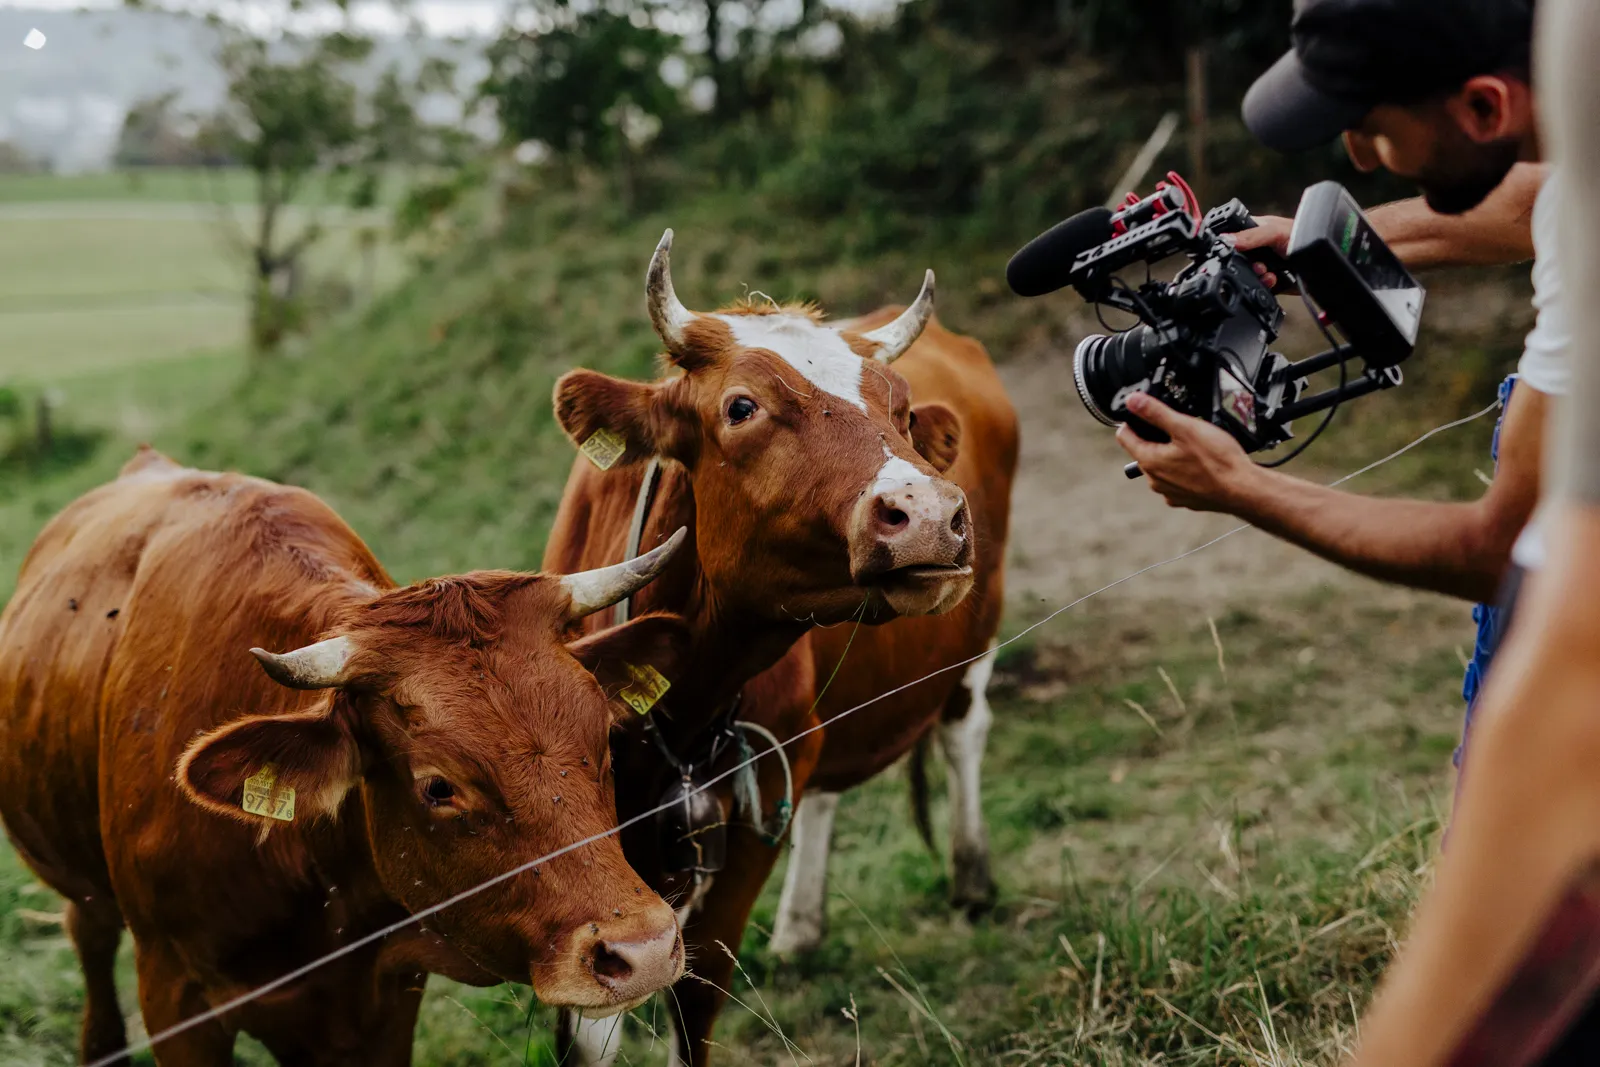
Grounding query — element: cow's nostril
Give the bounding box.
[950,506,968,537]
[875,499,909,531]
[591,942,634,983]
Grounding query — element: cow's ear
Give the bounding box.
[567,613,691,722]
[555,370,692,468]
[909,402,962,474]
[176,701,360,829]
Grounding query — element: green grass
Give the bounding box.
[0,172,1513,1064]
[0,582,1471,1064]
[0,168,259,204]
[0,168,417,395]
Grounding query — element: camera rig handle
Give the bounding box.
[1121,346,1402,481]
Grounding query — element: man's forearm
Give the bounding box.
[1226,470,1512,601]
[1366,162,1544,270]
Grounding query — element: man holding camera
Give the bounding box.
[1116,0,1551,774]
[1328,2,1600,1063]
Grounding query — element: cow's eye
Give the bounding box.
[420,777,457,809]
[726,396,759,424]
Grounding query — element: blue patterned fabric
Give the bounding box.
[1455,373,1519,769]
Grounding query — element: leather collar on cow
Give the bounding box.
[621,464,796,870]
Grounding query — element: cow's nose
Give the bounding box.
[582,905,683,1001]
[852,477,970,579]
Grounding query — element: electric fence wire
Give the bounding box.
[87,396,1504,1067]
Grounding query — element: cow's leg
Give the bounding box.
[670,828,787,1067]
[252,968,426,1066]
[767,791,840,957]
[133,942,236,1065]
[66,897,128,1063]
[939,642,997,913]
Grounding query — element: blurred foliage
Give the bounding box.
[464,0,1413,254]
[196,17,467,356]
[114,91,234,168]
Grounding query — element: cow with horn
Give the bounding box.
[543,229,1016,1064]
[0,448,694,1065]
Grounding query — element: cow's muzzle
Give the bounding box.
[848,471,974,617]
[534,899,684,1012]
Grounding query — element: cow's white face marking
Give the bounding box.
[717,313,866,411]
[872,442,931,497]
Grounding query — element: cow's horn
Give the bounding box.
[647,229,697,355]
[862,270,936,364]
[561,526,688,622]
[250,636,356,690]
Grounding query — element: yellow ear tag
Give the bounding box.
[618,663,670,716]
[242,764,296,822]
[579,428,627,471]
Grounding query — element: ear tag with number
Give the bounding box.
[618,663,670,715]
[242,764,296,822]
[579,428,627,471]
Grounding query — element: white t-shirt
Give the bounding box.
[1509,171,1567,571]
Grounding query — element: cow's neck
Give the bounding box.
[627,465,810,728]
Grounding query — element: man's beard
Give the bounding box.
[1417,137,1523,215]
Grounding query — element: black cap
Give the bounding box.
[1243,0,1533,153]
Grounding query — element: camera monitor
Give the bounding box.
[1287,181,1425,368]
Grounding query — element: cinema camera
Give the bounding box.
[1007,172,1426,476]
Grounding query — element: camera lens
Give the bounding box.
[1073,326,1159,427]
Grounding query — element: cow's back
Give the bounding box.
[0,448,386,916]
[807,312,1019,788]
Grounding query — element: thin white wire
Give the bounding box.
[89,398,1500,1067]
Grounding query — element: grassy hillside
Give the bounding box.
[0,170,1532,1064]
[169,184,1073,583]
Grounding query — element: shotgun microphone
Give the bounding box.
[1005,207,1116,297]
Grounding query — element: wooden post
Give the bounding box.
[1186,44,1210,207]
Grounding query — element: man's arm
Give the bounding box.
[1350,3,1600,1062]
[1232,161,1545,279]
[1363,161,1544,269]
[1115,384,1544,603]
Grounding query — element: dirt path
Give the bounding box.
[998,347,1358,617]
[994,270,1526,620]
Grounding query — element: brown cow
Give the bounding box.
[0,449,691,1065]
[770,304,1018,955]
[543,230,983,1064]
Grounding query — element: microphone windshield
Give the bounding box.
[1006,207,1115,297]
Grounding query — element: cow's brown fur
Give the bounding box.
[545,292,1008,1064]
[0,449,686,1064]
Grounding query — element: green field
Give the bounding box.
[0,169,1519,1065]
[0,169,410,389]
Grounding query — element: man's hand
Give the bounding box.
[1225,215,1295,291]
[1114,392,1260,513]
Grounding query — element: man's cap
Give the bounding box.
[1243,0,1534,153]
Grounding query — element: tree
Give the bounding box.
[190,13,469,356]
[482,7,682,209]
[115,91,233,167]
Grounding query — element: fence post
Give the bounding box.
[1186,44,1210,207]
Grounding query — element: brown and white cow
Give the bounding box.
[770,303,1018,955]
[0,448,690,1065]
[543,230,995,1064]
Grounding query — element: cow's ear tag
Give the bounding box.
[618,663,670,715]
[242,764,296,822]
[579,428,627,471]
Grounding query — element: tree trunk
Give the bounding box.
[706,0,726,117]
